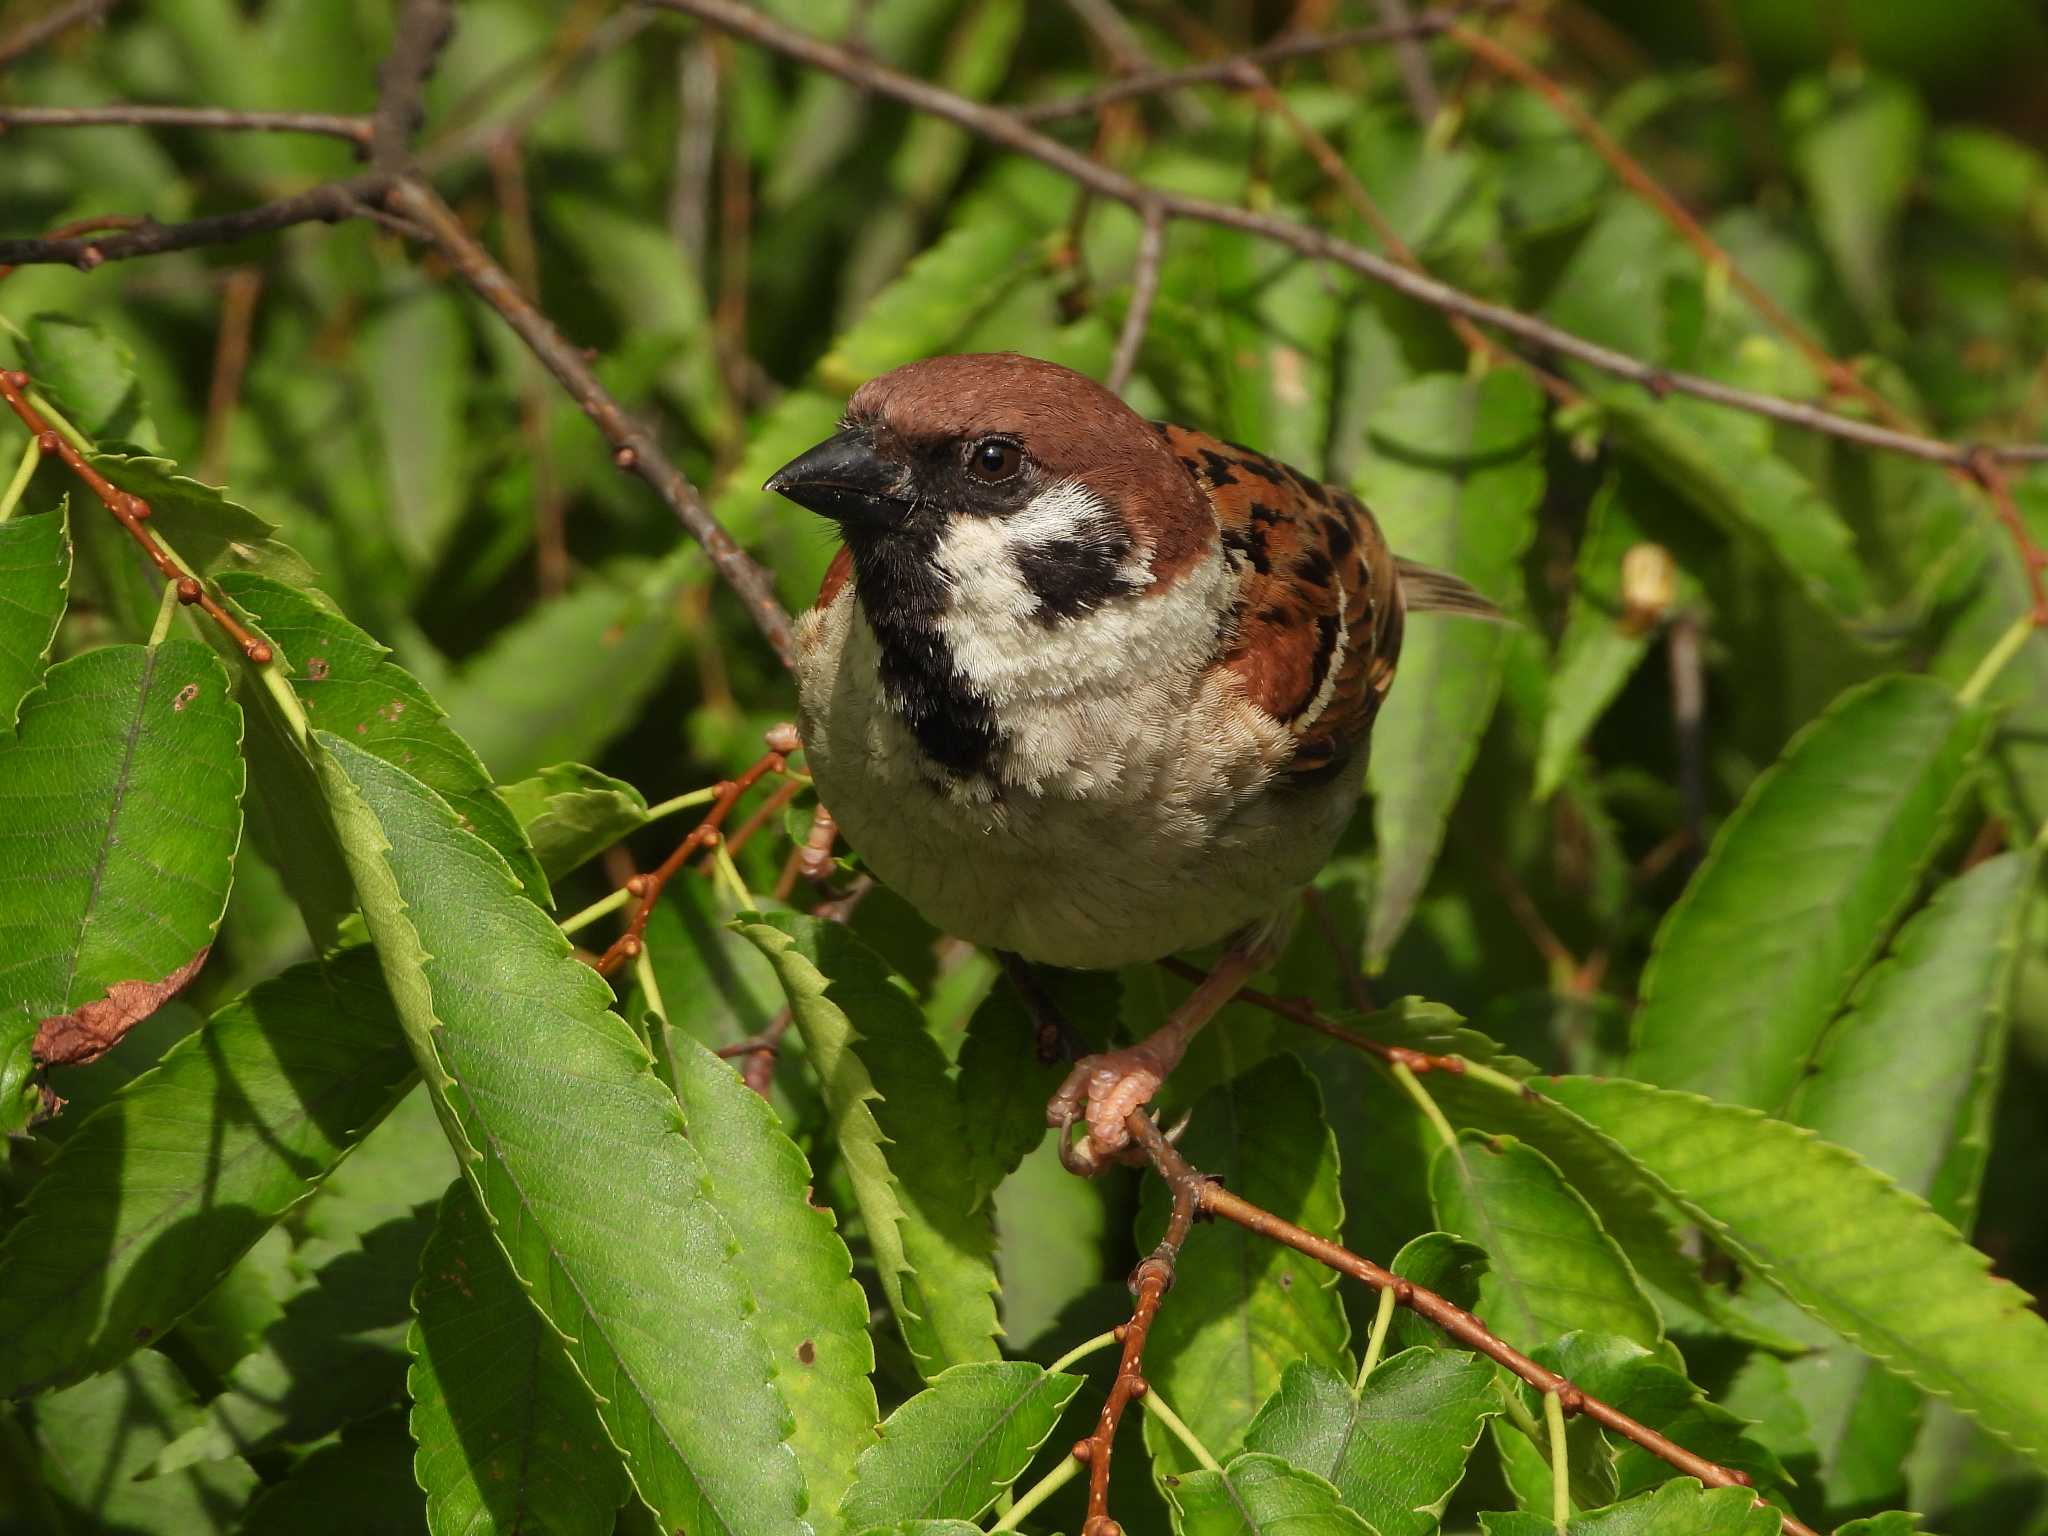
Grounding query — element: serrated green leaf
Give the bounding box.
[1539,1075,2048,1466]
[1245,1351,1498,1536]
[223,572,550,907]
[27,313,160,449]
[1168,1452,1378,1534]
[0,948,413,1396]
[1362,370,1545,962]
[956,968,1117,1198]
[0,639,242,1102]
[1630,674,1988,1110]
[1386,1233,1491,1356]
[849,1525,983,1536]
[1141,1054,1350,1476]
[359,285,469,574]
[839,1361,1082,1527]
[497,761,650,882]
[1429,1131,1664,1357]
[240,1409,427,1536]
[29,1352,257,1532]
[0,502,69,737]
[409,1181,627,1536]
[316,736,807,1535]
[440,567,685,783]
[668,1030,879,1519]
[739,912,1002,1377]
[1480,1478,1779,1536]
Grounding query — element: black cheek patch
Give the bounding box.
[1016,532,1143,624]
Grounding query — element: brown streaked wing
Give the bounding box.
[1161,424,1403,782]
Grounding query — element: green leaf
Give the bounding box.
[27,313,160,448]
[497,761,650,882]
[668,1030,879,1519]
[956,969,1118,1198]
[1535,469,1700,800]
[1479,1478,1780,1536]
[1785,72,1926,341]
[28,1353,257,1532]
[838,1361,1083,1527]
[0,948,414,1396]
[1168,1452,1377,1534]
[1385,1232,1490,1356]
[1539,1075,2048,1466]
[359,285,469,574]
[1141,1054,1351,1475]
[1630,674,1988,1110]
[1361,370,1545,962]
[1429,1131,1664,1357]
[1244,1352,1498,1536]
[316,736,807,1535]
[222,572,550,907]
[739,912,1002,1377]
[0,503,70,736]
[440,567,685,783]
[0,639,242,1093]
[409,1181,628,1536]
[1518,1334,1791,1501]
[241,1409,428,1536]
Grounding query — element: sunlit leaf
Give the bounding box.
[0,501,69,735]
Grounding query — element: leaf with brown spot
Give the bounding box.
[0,641,243,1128]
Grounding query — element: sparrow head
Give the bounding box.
[766,354,1215,621]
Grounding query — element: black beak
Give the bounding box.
[765,428,912,531]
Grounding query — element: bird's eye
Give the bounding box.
[967,438,1023,483]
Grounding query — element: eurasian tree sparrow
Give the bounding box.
[770,353,1498,1172]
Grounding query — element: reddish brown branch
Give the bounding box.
[0,174,393,268]
[382,177,797,665]
[1016,0,1510,123]
[590,744,789,978]
[0,0,119,72]
[1081,1114,1203,1533]
[0,370,271,664]
[0,103,371,141]
[1126,1111,1817,1536]
[658,0,2048,472]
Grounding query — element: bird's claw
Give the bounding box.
[1046,1045,1172,1176]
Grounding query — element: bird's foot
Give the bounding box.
[1047,1038,1182,1176]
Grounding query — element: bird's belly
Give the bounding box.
[796,607,1362,970]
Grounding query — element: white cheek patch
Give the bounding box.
[931,479,1230,705]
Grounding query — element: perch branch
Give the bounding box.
[1080,1113,1204,1534]
[1126,1109,1820,1536]
[381,176,797,665]
[0,174,394,268]
[658,0,2048,473]
[0,103,372,141]
[0,370,271,663]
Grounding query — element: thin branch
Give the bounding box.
[1105,198,1164,394]
[1081,1114,1203,1529]
[199,266,263,484]
[587,738,791,978]
[1016,0,1510,123]
[1376,0,1443,121]
[659,0,2048,473]
[1126,1110,1820,1536]
[382,176,798,665]
[370,0,456,170]
[0,173,392,268]
[0,103,371,141]
[1061,0,1208,131]
[0,0,118,72]
[0,371,272,663]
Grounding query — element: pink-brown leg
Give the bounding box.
[1046,946,1267,1175]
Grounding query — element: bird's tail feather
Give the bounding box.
[1396,557,1510,622]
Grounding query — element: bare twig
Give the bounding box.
[1104,198,1164,394]
[1061,0,1207,131]
[0,174,392,268]
[1017,0,1509,122]
[659,0,2048,473]
[383,176,797,665]
[487,135,569,597]
[1081,1114,1203,1531]
[0,370,272,663]
[1376,0,1443,121]
[199,267,263,484]
[370,0,456,169]
[0,0,117,72]
[589,740,791,978]
[0,103,371,141]
[1127,1110,1820,1536]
